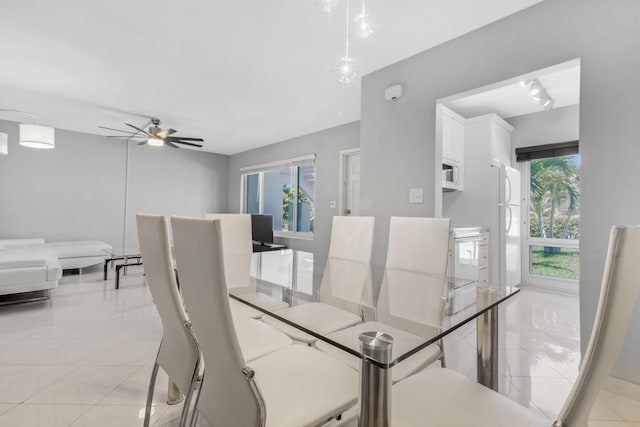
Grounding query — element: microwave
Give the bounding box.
[442,161,461,191]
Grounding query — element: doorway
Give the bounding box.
[434,58,580,292]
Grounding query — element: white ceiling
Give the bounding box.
[0,0,543,155]
[443,63,580,119]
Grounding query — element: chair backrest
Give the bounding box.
[135,214,199,394]
[318,216,375,312]
[203,213,253,289]
[377,217,451,336]
[171,216,262,427]
[556,225,640,426]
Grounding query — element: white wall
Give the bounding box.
[359,0,640,383]
[0,119,229,251]
[507,104,580,150]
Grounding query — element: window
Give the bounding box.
[522,152,580,291]
[241,155,315,237]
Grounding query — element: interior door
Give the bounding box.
[343,152,361,216]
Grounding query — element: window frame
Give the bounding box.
[240,155,316,240]
[521,157,579,295]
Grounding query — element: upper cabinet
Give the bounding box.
[441,106,466,164]
[465,113,514,167]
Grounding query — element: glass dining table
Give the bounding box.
[229,249,520,427]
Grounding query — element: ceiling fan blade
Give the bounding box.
[165,141,180,149]
[105,134,145,139]
[125,123,151,136]
[158,128,177,138]
[172,140,203,148]
[166,137,204,142]
[98,125,138,134]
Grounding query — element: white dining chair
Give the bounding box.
[316,216,451,383]
[262,215,376,343]
[171,216,359,427]
[136,214,201,427]
[366,224,640,427]
[203,213,289,311]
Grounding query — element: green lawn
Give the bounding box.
[531,247,580,280]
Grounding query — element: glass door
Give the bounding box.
[523,155,580,293]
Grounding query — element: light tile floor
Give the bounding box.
[0,269,638,426]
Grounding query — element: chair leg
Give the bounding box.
[189,371,206,427]
[439,340,447,368]
[144,361,161,427]
[179,357,201,427]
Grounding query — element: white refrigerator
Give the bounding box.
[491,163,522,291]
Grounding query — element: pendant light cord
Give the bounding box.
[344,0,350,57]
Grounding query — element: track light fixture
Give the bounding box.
[522,79,555,111]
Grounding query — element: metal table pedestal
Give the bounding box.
[358,332,393,427]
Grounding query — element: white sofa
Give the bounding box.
[45,240,113,269]
[0,239,112,298]
[0,240,62,296]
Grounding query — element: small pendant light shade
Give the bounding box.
[0,132,7,155]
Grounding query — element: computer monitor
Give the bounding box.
[251,214,274,244]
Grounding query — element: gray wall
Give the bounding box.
[359,0,640,383]
[125,142,229,250]
[0,119,229,252]
[228,121,360,269]
[0,119,127,246]
[508,104,580,151]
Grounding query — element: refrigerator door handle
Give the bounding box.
[505,174,512,204]
[505,205,513,234]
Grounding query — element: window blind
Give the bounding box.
[515,140,578,162]
[240,154,316,174]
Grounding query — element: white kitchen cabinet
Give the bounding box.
[440,105,466,192]
[441,105,466,164]
[465,113,513,167]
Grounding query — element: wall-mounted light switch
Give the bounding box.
[329,200,336,209]
[409,188,424,204]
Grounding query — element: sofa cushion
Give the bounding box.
[0,248,61,296]
[45,240,112,259]
[0,239,45,250]
[0,249,47,269]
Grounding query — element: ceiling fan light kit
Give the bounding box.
[147,136,164,147]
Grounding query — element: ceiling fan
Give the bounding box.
[99,118,204,148]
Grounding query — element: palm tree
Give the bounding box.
[530,156,579,246]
